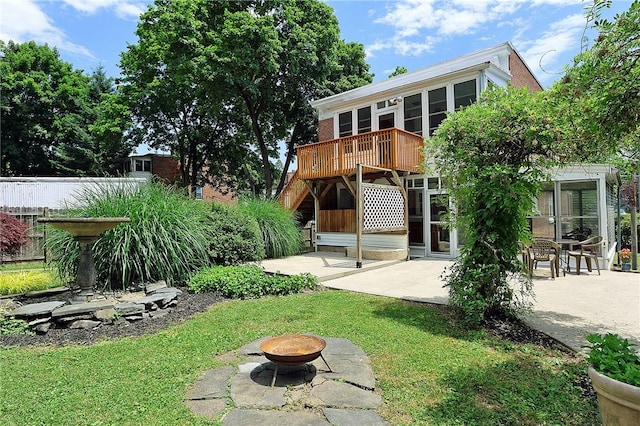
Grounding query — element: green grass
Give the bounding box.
[0,261,51,272]
[0,270,61,295]
[0,291,598,425]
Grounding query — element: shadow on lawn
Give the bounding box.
[371,298,488,342]
[425,355,599,426]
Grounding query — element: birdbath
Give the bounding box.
[39,217,130,302]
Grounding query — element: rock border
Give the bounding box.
[6,281,181,334]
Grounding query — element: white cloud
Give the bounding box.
[62,0,145,18]
[516,13,585,82]
[0,0,94,57]
[369,0,586,60]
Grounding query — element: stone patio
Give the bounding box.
[184,336,388,425]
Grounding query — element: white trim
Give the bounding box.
[312,42,518,119]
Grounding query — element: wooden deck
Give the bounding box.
[296,128,424,180]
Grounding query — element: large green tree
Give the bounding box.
[1,41,89,176]
[120,0,372,198]
[1,42,132,176]
[554,0,639,162]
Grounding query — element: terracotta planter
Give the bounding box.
[588,366,640,425]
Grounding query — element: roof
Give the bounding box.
[311,42,537,115]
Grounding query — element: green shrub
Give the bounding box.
[238,198,303,258]
[584,333,640,387]
[207,203,265,265]
[0,317,33,336]
[0,302,33,336]
[45,182,212,289]
[188,265,317,299]
[0,271,59,295]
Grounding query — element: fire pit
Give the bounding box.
[260,334,332,386]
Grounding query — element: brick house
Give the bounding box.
[280,42,619,267]
[124,154,234,203]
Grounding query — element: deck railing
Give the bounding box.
[278,170,309,210]
[296,128,424,180]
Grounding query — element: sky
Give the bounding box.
[1,0,633,88]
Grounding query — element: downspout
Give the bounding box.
[617,181,622,256]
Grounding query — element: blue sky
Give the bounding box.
[0,0,633,88]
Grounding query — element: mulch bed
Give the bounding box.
[0,288,224,347]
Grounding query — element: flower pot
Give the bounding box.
[588,366,640,425]
[621,263,631,271]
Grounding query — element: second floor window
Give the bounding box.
[404,93,422,135]
[454,79,477,110]
[428,87,447,136]
[338,111,352,137]
[357,107,371,134]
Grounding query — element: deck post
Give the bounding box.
[356,164,363,268]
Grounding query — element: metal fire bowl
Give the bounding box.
[260,334,327,366]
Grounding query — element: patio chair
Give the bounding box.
[567,236,604,275]
[529,239,561,278]
[519,241,531,271]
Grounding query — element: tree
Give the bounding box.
[388,66,408,78]
[555,0,639,158]
[1,42,133,177]
[1,41,90,176]
[553,0,640,268]
[120,0,373,198]
[428,86,569,324]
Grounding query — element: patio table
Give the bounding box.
[555,239,581,275]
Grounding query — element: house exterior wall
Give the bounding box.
[318,117,334,142]
[509,50,543,91]
[316,232,407,250]
[152,155,181,184]
[305,43,618,262]
[202,184,235,204]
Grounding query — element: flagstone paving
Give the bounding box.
[184,336,387,425]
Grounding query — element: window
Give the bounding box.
[454,79,477,110]
[428,87,447,136]
[560,181,599,239]
[194,186,203,200]
[134,159,151,172]
[377,101,387,109]
[530,184,556,239]
[357,107,371,134]
[338,111,352,137]
[403,93,422,135]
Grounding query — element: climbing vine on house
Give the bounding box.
[428,86,569,325]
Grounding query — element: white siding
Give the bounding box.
[316,232,407,249]
[1,177,146,209]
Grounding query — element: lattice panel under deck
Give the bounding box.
[362,183,405,232]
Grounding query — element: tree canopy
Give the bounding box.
[0,41,133,177]
[553,0,639,173]
[119,0,372,197]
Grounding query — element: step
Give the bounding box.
[346,246,407,261]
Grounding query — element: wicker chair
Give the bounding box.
[567,236,604,275]
[529,239,561,278]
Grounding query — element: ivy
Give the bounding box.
[429,86,567,325]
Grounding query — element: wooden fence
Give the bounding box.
[1,207,63,263]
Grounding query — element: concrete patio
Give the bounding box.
[261,252,640,353]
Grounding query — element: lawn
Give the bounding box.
[0,291,598,425]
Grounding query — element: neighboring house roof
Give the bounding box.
[311,41,540,119]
